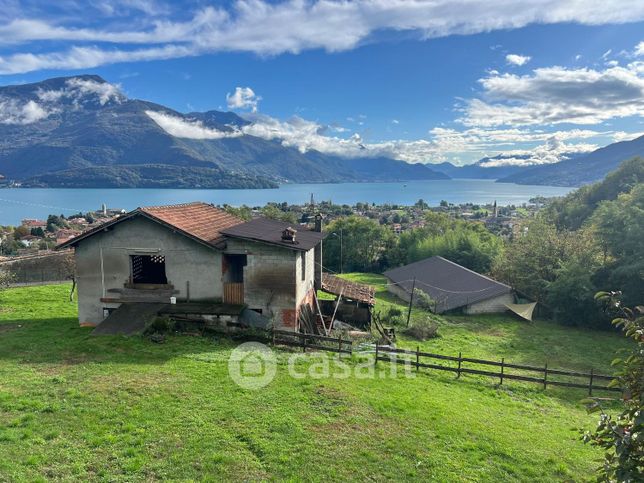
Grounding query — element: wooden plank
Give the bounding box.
[223,282,244,305]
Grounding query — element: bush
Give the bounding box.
[381,306,404,325]
[402,319,440,341]
[144,316,174,335]
[413,288,435,311]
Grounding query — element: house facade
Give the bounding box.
[58,202,324,331]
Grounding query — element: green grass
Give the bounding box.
[0,283,632,481]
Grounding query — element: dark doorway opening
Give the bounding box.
[130,254,168,284]
[223,254,247,283]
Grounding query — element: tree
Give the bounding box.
[13,226,29,240]
[592,185,644,308]
[492,219,601,323]
[582,291,643,482]
[30,227,45,237]
[323,216,394,272]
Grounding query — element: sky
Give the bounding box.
[0,0,643,166]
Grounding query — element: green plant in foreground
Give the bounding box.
[582,291,643,482]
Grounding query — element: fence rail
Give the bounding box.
[375,345,619,395]
[272,329,353,355]
[267,330,617,395]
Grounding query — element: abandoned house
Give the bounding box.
[384,256,515,315]
[57,202,325,333]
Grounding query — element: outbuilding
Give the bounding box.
[384,256,514,315]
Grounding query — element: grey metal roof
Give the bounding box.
[221,218,326,251]
[383,256,512,313]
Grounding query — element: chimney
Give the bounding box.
[281,226,297,243]
[314,213,322,232]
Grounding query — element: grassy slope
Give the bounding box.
[0,283,632,481]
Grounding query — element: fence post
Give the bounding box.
[303,334,307,353]
[272,326,275,346]
[499,358,505,386]
[588,368,594,396]
[416,346,420,372]
[338,332,343,355]
[456,352,462,379]
[375,343,379,367]
[543,362,548,390]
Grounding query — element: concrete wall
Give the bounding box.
[224,238,316,330]
[464,292,515,315]
[1,251,73,284]
[387,278,514,315]
[75,216,221,326]
[387,282,411,303]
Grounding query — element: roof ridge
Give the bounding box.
[140,201,210,210]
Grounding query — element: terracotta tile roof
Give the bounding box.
[140,202,244,245]
[321,273,376,306]
[56,202,245,250]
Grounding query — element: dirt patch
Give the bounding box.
[0,323,20,333]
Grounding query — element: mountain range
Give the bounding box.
[494,135,644,186]
[0,75,642,189]
[0,75,448,189]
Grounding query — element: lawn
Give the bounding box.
[0,283,632,481]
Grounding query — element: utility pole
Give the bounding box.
[406,277,416,326]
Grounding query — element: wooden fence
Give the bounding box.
[272,329,353,355]
[267,331,618,395]
[375,345,619,395]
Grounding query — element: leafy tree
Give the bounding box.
[544,157,643,230]
[30,227,45,237]
[13,226,29,240]
[492,219,601,323]
[591,185,644,308]
[223,204,252,221]
[582,291,643,482]
[323,216,395,272]
[260,205,298,224]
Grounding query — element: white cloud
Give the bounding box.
[1,1,644,73]
[477,138,597,167]
[226,87,261,112]
[0,98,50,124]
[146,110,243,139]
[36,77,124,107]
[65,78,124,105]
[462,62,644,126]
[611,130,644,142]
[636,41,644,56]
[506,54,530,66]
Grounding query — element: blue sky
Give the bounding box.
[1,0,643,166]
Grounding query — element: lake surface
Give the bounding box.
[0,179,573,225]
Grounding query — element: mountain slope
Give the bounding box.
[0,75,448,188]
[432,159,530,179]
[497,135,644,186]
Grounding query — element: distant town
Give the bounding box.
[0,197,548,259]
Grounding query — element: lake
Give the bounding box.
[0,179,573,225]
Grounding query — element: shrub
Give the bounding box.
[144,316,174,335]
[413,288,436,311]
[402,319,440,341]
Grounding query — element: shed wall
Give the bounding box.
[464,292,515,314]
[75,216,221,326]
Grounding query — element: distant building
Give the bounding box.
[21,219,47,229]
